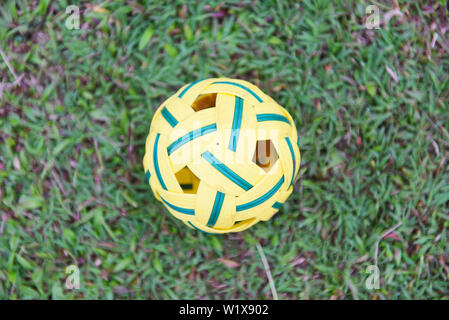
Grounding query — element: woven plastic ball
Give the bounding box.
[143,78,300,234]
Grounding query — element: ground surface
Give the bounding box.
[0,0,448,299]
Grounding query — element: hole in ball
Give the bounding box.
[175,166,200,194]
[191,93,217,111]
[252,140,279,173]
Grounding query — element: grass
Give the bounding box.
[0,0,448,299]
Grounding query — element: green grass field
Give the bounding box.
[1,0,448,299]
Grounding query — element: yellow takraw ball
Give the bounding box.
[143,78,300,234]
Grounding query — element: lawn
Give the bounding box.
[0,0,448,299]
